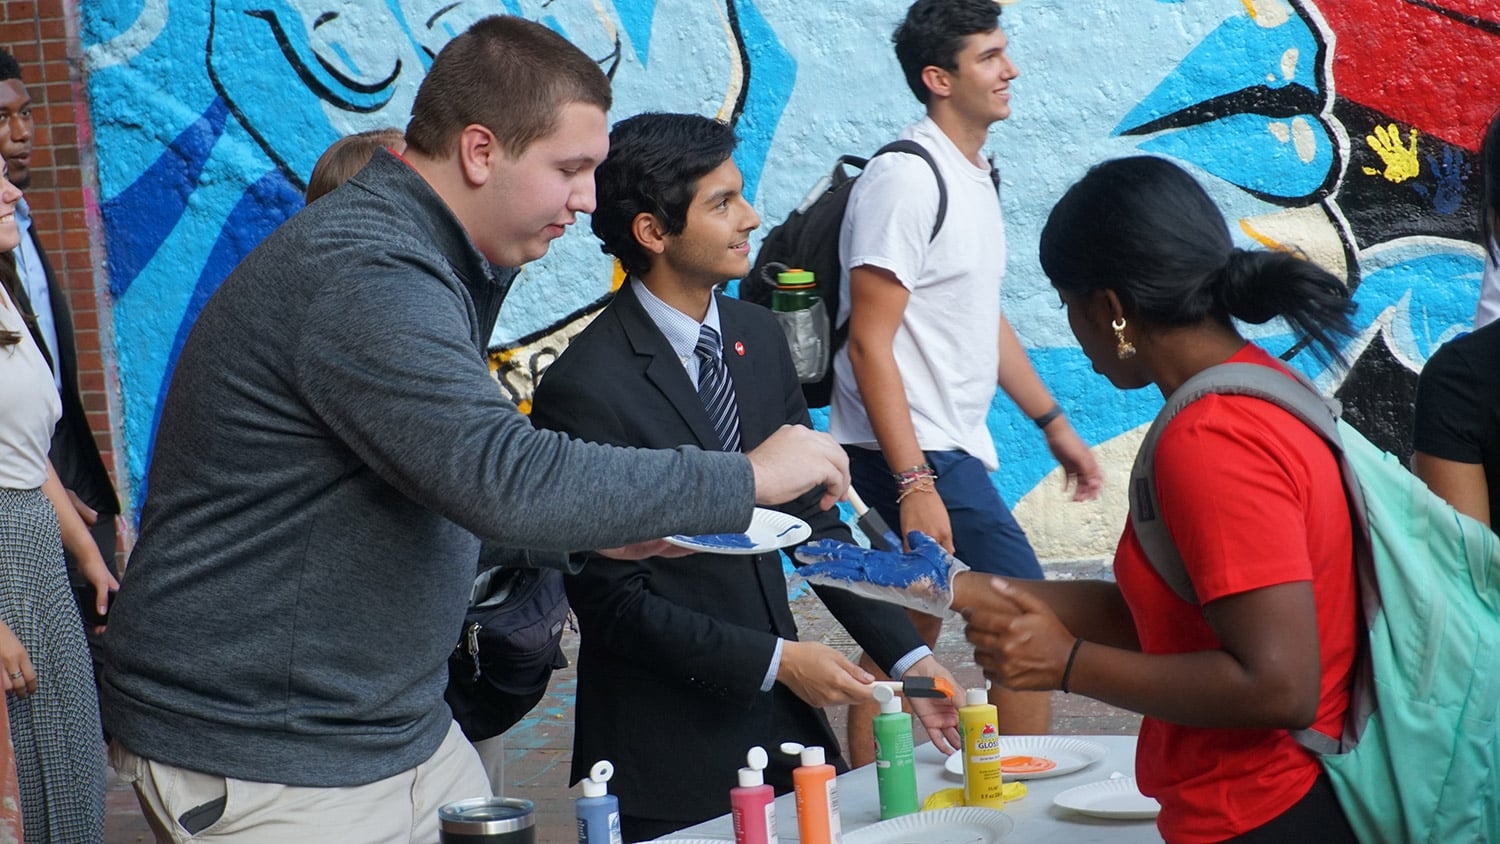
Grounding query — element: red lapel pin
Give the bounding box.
[734,341,745,356]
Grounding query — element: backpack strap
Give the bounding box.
[871,139,948,241]
[1130,363,1361,604]
[1129,363,1370,755]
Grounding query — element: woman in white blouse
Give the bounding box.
[0,163,117,841]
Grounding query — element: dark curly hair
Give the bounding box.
[0,48,20,83]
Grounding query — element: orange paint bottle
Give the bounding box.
[781,742,841,844]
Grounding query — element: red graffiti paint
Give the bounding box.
[1318,0,1500,150]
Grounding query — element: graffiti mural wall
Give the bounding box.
[78,0,1498,560]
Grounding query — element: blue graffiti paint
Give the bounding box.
[208,0,429,183]
[1138,112,1334,198]
[1349,248,1483,365]
[102,99,231,298]
[138,167,303,506]
[615,0,659,64]
[1115,13,1321,136]
[731,0,795,203]
[1414,148,1469,216]
[989,346,1161,507]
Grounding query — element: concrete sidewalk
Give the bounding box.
[103,561,1139,843]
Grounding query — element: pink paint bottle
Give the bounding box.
[730,746,778,844]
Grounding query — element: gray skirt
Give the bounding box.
[0,487,105,843]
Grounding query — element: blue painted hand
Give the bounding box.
[793,531,970,617]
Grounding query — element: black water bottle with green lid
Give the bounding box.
[768,267,830,383]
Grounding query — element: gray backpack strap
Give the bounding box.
[1129,363,1345,605]
[1129,362,1375,757]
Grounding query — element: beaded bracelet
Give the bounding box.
[894,464,930,491]
[895,475,937,504]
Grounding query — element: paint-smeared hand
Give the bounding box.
[792,531,970,617]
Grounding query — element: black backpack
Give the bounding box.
[740,140,948,407]
[444,565,572,742]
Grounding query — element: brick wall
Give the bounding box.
[2,1,121,513]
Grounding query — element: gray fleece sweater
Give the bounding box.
[100,152,754,787]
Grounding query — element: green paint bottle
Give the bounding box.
[871,683,919,819]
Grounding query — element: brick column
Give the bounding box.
[2,1,125,519]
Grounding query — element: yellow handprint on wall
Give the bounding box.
[1362,124,1420,183]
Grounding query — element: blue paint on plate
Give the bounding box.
[678,533,757,549]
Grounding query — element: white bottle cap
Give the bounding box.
[779,741,826,767]
[872,683,903,715]
[737,746,769,788]
[581,759,614,798]
[965,687,987,706]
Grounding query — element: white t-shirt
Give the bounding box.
[0,283,61,489]
[831,117,1005,470]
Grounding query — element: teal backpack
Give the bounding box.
[1130,362,1500,844]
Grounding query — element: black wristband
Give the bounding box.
[1032,405,1064,430]
[1060,637,1084,693]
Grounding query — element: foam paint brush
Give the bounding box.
[870,676,956,701]
[901,675,956,700]
[847,487,901,551]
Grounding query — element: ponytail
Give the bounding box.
[1215,247,1354,364]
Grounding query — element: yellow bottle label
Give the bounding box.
[960,703,1006,808]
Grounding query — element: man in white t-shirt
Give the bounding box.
[834,0,1103,761]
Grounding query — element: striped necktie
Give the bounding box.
[695,324,741,452]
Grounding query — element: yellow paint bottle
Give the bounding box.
[959,687,1005,808]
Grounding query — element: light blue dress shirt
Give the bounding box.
[13,200,61,392]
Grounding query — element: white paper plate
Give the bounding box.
[665,507,811,555]
[1053,776,1161,820]
[942,737,1108,781]
[845,807,1014,843]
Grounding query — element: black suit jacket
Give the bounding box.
[529,283,924,824]
[12,225,119,516]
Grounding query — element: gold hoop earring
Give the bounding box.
[1112,318,1136,360]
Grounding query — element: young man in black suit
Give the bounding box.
[529,113,960,842]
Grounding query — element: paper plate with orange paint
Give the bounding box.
[942,737,1108,780]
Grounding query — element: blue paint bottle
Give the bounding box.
[576,760,623,844]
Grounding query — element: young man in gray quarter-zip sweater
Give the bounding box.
[100,16,851,844]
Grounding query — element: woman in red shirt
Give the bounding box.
[964,156,1362,842]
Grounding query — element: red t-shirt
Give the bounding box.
[1114,345,1358,843]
